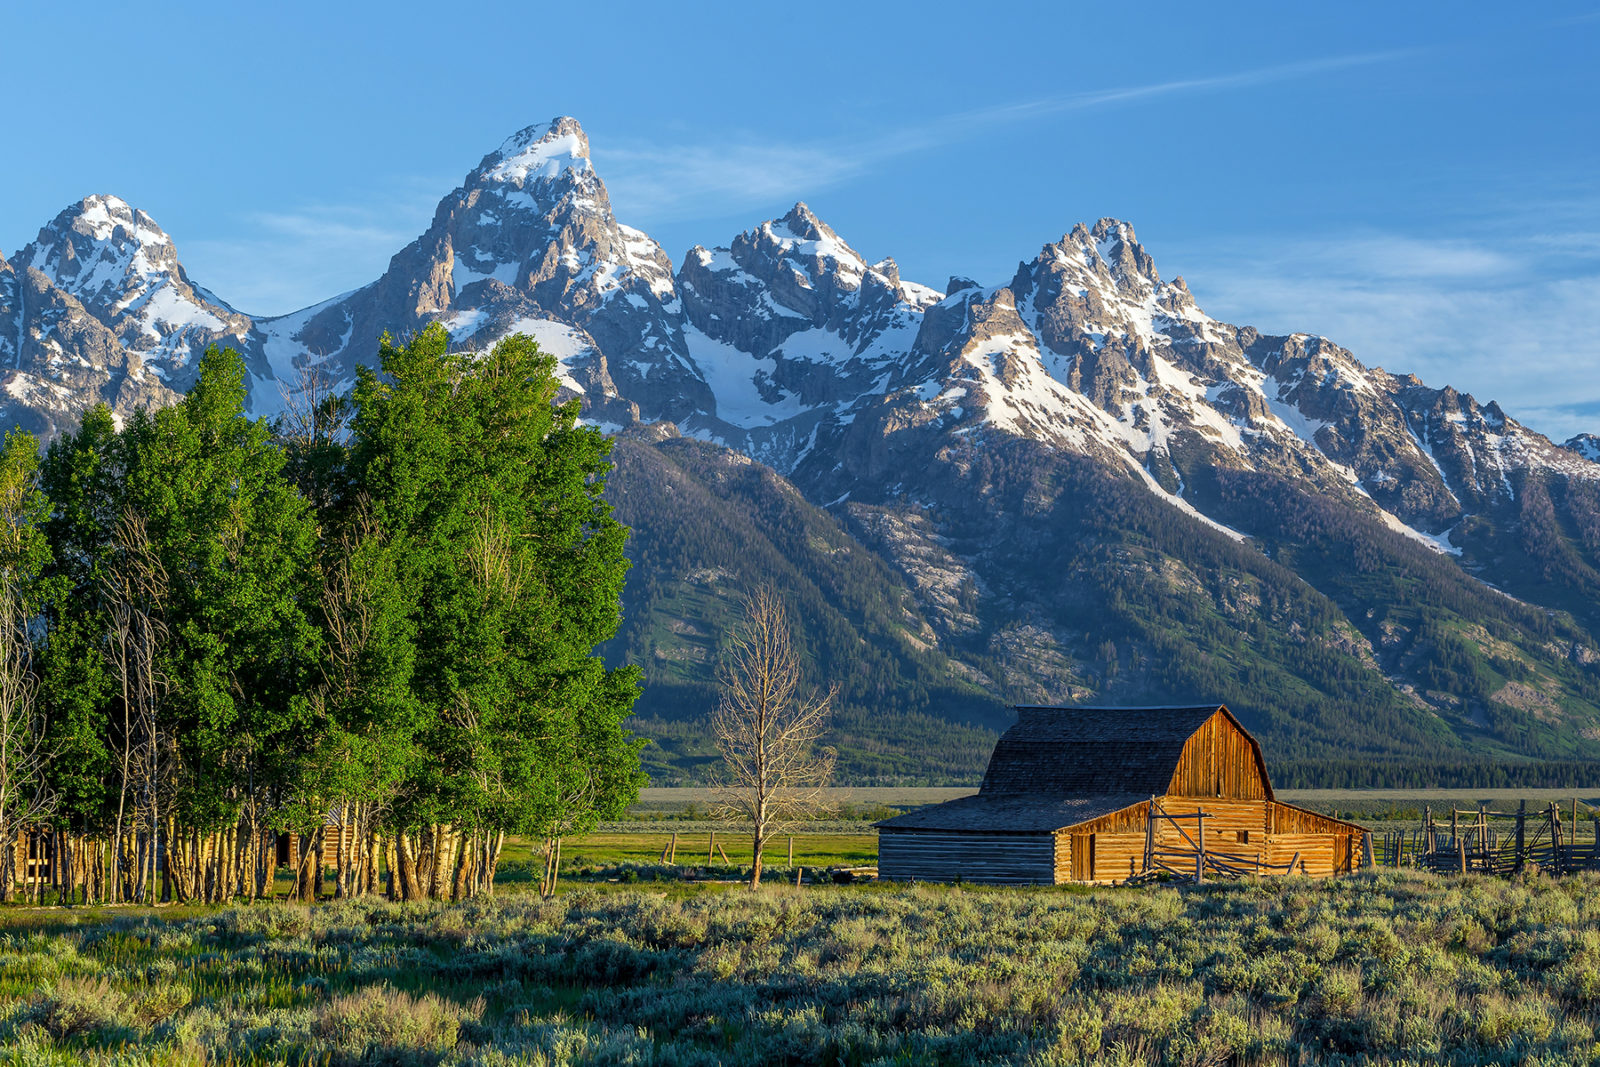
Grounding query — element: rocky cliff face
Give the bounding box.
[9,116,1600,772]
[0,221,183,437]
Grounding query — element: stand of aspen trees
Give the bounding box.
[0,328,643,905]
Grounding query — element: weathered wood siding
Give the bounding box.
[1087,832,1147,882]
[1166,710,1269,799]
[277,825,359,870]
[879,831,1055,884]
[1066,797,1362,883]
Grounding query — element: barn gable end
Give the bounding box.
[1166,707,1272,800]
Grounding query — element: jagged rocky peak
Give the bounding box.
[739,202,874,295]
[1566,434,1600,463]
[22,195,187,311]
[1012,217,1223,372]
[442,114,676,307]
[1020,218,1162,294]
[279,114,705,427]
[1089,218,1159,286]
[14,194,253,378]
[679,201,939,344]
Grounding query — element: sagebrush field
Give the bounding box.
[4,870,1600,1064]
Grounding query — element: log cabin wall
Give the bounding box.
[879,831,1056,884]
[276,824,358,870]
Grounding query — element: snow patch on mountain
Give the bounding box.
[684,324,802,427]
[483,126,592,185]
[506,317,594,395]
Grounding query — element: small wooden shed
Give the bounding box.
[877,704,1366,884]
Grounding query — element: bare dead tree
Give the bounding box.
[277,361,349,517]
[710,586,835,888]
[104,509,168,903]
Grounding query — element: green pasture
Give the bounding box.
[498,832,877,879]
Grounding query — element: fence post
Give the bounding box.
[1458,834,1466,875]
[1144,797,1157,877]
[1362,832,1375,869]
[1516,800,1526,874]
[708,830,715,867]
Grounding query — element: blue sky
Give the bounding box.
[5,2,1598,439]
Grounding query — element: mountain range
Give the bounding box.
[6,117,1600,784]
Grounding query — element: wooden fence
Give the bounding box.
[1372,799,1600,876]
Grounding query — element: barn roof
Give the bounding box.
[871,792,1148,832]
[878,704,1271,833]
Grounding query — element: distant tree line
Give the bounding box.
[1273,759,1600,791]
[0,325,642,903]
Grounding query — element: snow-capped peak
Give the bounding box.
[760,203,870,282]
[15,194,247,375]
[478,117,593,185]
[66,194,171,247]
[21,195,184,304]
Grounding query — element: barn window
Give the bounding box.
[1236,831,1250,844]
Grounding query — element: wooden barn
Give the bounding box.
[877,704,1367,885]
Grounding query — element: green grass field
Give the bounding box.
[498,832,877,881]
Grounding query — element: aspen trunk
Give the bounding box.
[487,831,504,896]
[335,803,352,899]
[384,835,399,900]
[362,824,379,897]
[161,822,181,903]
[396,833,420,902]
[450,828,471,901]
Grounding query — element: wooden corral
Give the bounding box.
[1378,799,1600,876]
[877,705,1366,885]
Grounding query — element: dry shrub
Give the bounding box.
[34,975,133,1038]
[312,984,476,1065]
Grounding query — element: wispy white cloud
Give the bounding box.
[176,181,447,317]
[599,49,1413,224]
[1178,227,1600,442]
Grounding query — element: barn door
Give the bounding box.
[1070,835,1090,881]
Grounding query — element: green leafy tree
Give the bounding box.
[349,323,643,898]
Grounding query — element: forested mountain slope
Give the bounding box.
[602,431,1004,782]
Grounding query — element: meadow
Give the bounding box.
[6,870,1600,1064]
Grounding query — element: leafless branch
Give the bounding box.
[709,585,835,888]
